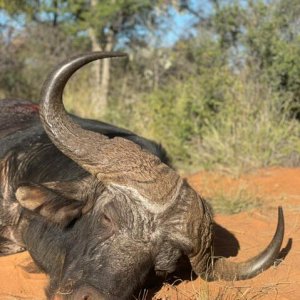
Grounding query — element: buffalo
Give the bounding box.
[0,52,284,300]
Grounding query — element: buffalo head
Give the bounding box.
[15,52,284,300]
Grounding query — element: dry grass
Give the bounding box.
[208,187,262,215]
[150,279,292,300]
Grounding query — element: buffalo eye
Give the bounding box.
[101,213,113,227]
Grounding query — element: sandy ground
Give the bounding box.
[0,168,299,300]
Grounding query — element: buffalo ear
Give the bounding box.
[15,184,84,227]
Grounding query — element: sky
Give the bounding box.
[162,1,212,46]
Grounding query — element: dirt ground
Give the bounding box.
[0,168,299,300]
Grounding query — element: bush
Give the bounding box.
[125,66,299,174]
[193,71,300,174]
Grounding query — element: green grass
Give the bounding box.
[208,187,262,215]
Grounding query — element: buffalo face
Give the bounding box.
[20,179,198,299]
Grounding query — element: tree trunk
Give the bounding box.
[99,32,114,112]
[88,0,115,118]
[88,27,114,118]
[88,25,103,117]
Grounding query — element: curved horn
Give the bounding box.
[40,52,127,173]
[192,206,284,281]
[40,52,181,203]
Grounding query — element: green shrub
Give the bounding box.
[126,67,299,173]
[193,71,300,174]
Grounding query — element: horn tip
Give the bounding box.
[277,206,284,229]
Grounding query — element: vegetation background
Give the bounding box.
[0,0,299,174]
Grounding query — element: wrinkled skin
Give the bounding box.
[0,53,285,300]
[23,184,187,299]
[24,197,153,299]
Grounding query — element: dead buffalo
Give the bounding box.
[0,52,284,300]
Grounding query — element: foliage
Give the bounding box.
[194,70,300,172]
[127,63,300,173]
[211,0,300,116]
[0,0,177,48]
[0,0,299,173]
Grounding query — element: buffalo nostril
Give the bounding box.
[73,287,106,300]
[77,292,94,300]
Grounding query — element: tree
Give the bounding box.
[1,0,191,116]
[201,0,300,116]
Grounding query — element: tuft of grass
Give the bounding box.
[208,187,262,215]
[153,280,274,300]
